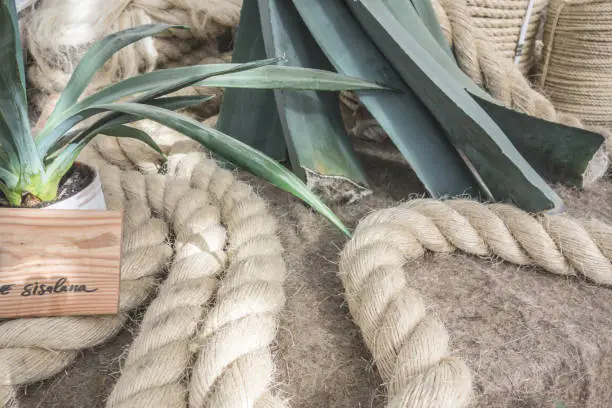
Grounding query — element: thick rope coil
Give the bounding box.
[24,0,241,96]
[465,0,548,74]
[105,161,228,406]
[165,145,288,408]
[339,211,474,408]
[359,199,612,284]
[88,137,288,407]
[338,197,612,407]
[0,149,173,407]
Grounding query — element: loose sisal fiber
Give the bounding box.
[539,0,612,130]
[23,0,241,96]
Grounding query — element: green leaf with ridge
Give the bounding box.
[98,124,166,158]
[406,0,454,58]
[54,102,351,235]
[44,95,215,161]
[47,23,187,125]
[0,167,18,188]
[347,0,565,213]
[216,0,287,161]
[0,0,42,174]
[38,59,278,157]
[7,0,26,94]
[257,0,370,195]
[292,0,480,199]
[387,0,607,187]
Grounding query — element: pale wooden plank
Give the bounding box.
[0,209,123,318]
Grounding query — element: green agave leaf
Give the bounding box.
[44,64,237,128]
[0,145,10,169]
[216,0,287,161]
[292,0,480,199]
[389,0,606,187]
[98,124,166,158]
[473,95,607,186]
[405,0,454,59]
[348,0,565,213]
[7,0,26,95]
[0,0,42,174]
[0,180,20,205]
[0,112,18,169]
[47,23,187,125]
[258,0,370,193]
[45,94,215,159]
[0,166,18,188]
[37,59,276,157]
[73,102,351,235]
[197,66,391,91]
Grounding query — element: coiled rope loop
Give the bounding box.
[339,198,612,407]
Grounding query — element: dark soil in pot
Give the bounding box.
[0,163,95,208]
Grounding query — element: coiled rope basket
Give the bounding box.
[465,0,548,75]
[539,0,612,131]
[1,126,611,407]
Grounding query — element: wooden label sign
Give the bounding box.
[0,209,122,318]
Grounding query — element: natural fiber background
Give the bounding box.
[17,136,612,408]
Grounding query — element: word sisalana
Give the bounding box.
[0,277,98,297]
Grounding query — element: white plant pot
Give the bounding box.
[44,163,107,211]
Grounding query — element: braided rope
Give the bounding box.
[0,146,173,407]
[339,198,612,407]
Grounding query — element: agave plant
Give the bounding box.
[222,0,609,214]
[0,0,390,235]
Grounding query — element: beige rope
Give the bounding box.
[539,0,612,130]
[185,150,288,407]
[89,137,288,407]
[466,0,549,75]
[105,168,228,405]
[0,147,173,407]
[339,197,612,407]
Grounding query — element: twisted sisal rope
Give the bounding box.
[104,140,288,407]
[105,165,228,405]
[539,0,612,130]
[0,148,173,407]
[339,198,612,406]
[465,0,549,74]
